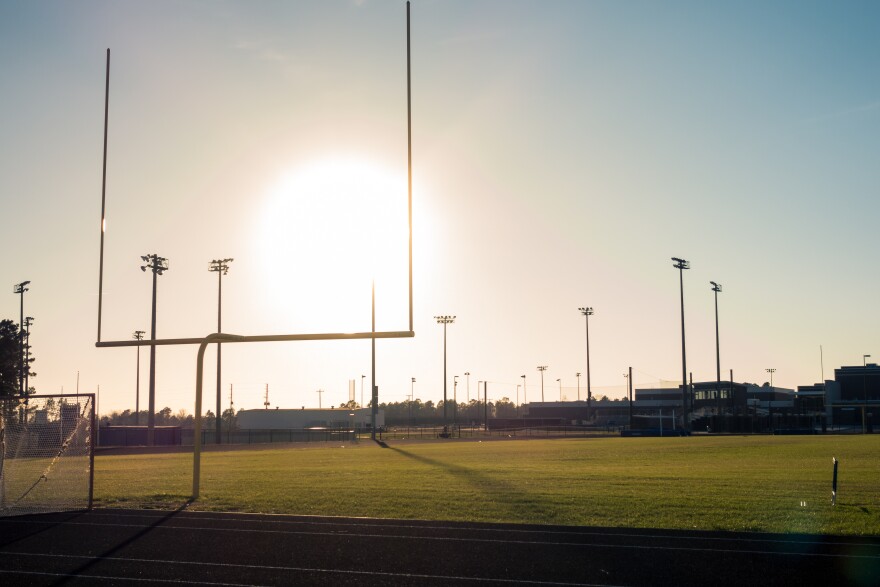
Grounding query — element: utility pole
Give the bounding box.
[672,257,690,432]
[133,330,145,424]
[537,366,548,402]
[14,281,30,396]
[209,258,233,445]
[711,281,722,416]
[141,254,168,446]
[435,315,455,426]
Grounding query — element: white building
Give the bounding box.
[237,407,383,430]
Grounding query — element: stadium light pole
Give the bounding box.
[209,257,233,444]
[556,378,562,401]
[453,375,459,428]
[410,377,415,428]
[672,258,690,432]
[537,366,548,402]
[710,281,722,415]
[435,315,455,426]
[864,354,871,367]
[578,307,593,418]
[464,371,470,403]
[766,368,775,387]
[133,330,145,424]
[521,374,526,405]
[361,374,365,408]
[766,367,776,430]
[141,254,168,446]
[576,372,581,401]
[14,281,30,396]
[23,316,33,395]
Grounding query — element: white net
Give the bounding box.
[0,394,94,517]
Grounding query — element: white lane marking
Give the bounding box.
[81,509,880,550]
[0,552,626,587]
[2,518,879,560]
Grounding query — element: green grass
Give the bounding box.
[94,435,880,535]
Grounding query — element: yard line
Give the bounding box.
[0,568,264,586]
[0,552,625,587]
[3,518,879,560]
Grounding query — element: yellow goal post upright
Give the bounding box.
[94,3,417,499]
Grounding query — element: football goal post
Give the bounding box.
[0,394,95,517]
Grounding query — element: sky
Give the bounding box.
[1,0,878,417]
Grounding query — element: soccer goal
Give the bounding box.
[0,394,94,517]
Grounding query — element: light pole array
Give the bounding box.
[578,307,593,418]
[14,281,30,396]
[141,254,169,446]
[209,257,233,444]
[710,281,722,414]
[672,257,690,431]
[435,315,455,426]
[537,366,548,402]
[133,330,145,424]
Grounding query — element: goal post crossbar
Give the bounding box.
[95,329,414,348]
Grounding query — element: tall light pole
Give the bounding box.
[435,315,455,426]
[863,355,871,433]
[23,317,33,395]
[556,378,562,401]
[361,374,365,408]
[521,374,527,405]
[672,258,690,431]
[864,354,871,367]
[453,375,459,427]
[209,258,233,444]
[410,377,415,427]
[537,366,548,402]
[576,372,581,401]
[578,307,594,418]
[14,281,30,396]
[766,368,776,387]
[133,330,145,424]
[710,281,722,415]
[464,371,471,403]
[141,254,168,446]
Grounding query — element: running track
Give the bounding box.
[1,509,878,586]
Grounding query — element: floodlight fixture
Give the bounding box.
[13,281,30,294]
[710,281,722,293]
[141,254,169,274]
[672,257,690,270]
[435,315,456,424]
[209,258,234,275]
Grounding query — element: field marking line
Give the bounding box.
[0,568,261,586]
[0,552,625,587]
[3,519,880,560]
[85,509,880,549]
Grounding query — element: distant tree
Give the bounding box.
[0,319,23,397]
[340,399,359,409]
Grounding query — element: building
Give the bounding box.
[237,407,383,430]
[824,364,880,431]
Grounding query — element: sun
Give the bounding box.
[254,157,409,331]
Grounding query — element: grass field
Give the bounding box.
[94,435,880,536]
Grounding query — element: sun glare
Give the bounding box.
[255,157,409,331]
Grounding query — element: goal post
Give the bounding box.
[0,394,95,517]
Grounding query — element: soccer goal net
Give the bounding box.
[0,394,94,517]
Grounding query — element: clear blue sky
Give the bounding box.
[1,0,878,415]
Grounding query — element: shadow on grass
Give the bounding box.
[56,500,194,585]
[384,444,557,522]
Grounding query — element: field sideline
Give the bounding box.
[94,435,880,536]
